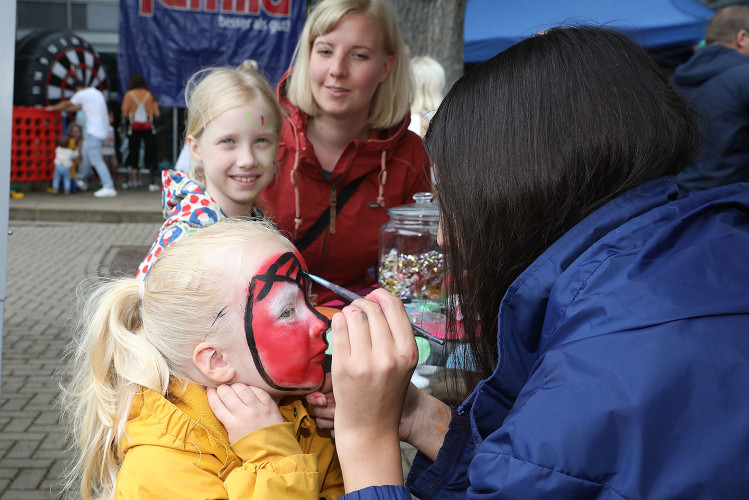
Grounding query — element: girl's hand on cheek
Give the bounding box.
[207,383,284,443]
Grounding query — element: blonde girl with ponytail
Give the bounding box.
[61,218,343,500]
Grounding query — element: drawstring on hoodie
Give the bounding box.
[376,150,388,208]
[291,133,303,240]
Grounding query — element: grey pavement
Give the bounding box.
[1,186,162,499]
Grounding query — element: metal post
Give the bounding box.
[0,0,19,398]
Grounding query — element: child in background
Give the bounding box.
[136,63,282,278]
[61,218,344,500]
[51,135,79,194]
[66,122,83,191]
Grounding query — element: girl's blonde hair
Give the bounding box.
[410,56,446,116]
[286,0,412,129]
[60,218,291,500]
[185,63,283,186]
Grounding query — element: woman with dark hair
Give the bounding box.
[121,73,160,190]
[320,27,749,498]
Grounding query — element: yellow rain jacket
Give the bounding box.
[117,381,344,499]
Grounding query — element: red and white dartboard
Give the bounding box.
[14,30,109,106]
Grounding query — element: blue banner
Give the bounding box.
[119,0,305,107]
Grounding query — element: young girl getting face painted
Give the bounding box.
[201,244,331,443]
[62,219,343,500]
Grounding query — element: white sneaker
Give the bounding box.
[148,184,161,192]
[76,180,88,191]
[93,187,117,198]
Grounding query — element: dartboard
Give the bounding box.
[14,30,109,106]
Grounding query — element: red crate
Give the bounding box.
[11,107,63,183]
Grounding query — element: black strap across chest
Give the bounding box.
[295,175,367,252]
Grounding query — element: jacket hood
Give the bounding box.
[671,45,748,88]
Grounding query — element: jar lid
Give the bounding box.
[387,192,440,222]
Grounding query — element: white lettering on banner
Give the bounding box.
[217,14,290,32]
[218,14,252,29]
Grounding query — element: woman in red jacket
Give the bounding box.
[261,0,432,303]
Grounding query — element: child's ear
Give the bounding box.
[193,342,235,384]
[187,135,202,164]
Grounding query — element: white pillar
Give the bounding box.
[0,0,18,397]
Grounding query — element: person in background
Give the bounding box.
[670,5,749,192]
[101,110,118,180]
[121,74,160,191]
[45,82,118,197]
[60,219,344,500]
[319,27,749,498]
[64,122,83,193]
[408,56,446,138]
[260,0,432,304]
[51,135,78,195]
[136,63,282,278]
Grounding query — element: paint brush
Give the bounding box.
[305,272,446,345]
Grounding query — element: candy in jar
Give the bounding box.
[378,192,445,302]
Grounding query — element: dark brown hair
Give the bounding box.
[127,74,150,91]
[425,27,698,395]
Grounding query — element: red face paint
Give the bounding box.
[245,251,329,391]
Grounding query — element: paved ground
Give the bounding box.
[1,184,163,499]
[0,220,160,499]
[0,188,419,498]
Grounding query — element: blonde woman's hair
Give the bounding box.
[410,56,446,116]
[59,218,291,500]
[185,64,283,186]
[286,0,412,129]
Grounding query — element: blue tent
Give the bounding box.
[464,0,715,63]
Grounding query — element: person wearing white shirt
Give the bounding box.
[46,82,117,197]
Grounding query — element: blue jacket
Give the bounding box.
[670,45,749,192]
[344,178,749,499]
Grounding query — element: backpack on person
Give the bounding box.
[129,93,152,132]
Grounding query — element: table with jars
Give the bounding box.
[377,192,469,402]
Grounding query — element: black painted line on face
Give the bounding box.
[243,251,330,391]
[210,307,228,328]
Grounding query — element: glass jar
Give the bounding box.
[378,192,445,303]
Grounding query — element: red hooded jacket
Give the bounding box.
[261,72,432,303]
